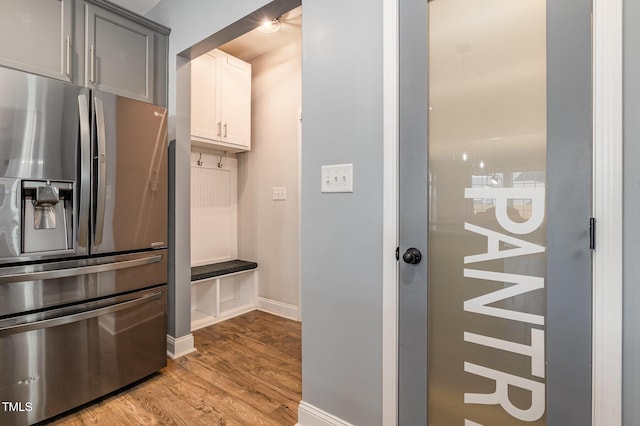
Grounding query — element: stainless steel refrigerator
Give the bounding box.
[0,67,168,425]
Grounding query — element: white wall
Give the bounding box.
[237,39,301,312]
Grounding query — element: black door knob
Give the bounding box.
[402,247,422,264]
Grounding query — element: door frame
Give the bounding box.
[381,0,399,424]
[592,0,623,424]
[383,0,623,424]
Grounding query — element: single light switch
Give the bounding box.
[321,164,354,193]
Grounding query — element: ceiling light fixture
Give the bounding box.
[258,17,281,33]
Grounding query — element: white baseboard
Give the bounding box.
[166,333,196,359]
[296,401,354,426]
[256,296,300,321]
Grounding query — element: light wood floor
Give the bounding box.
[48,310,302,425]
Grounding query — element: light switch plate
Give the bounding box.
[273,186,287,200]
[321,164,354,193]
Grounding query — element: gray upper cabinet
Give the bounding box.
[0,0,73,82]
[85,4,155,103]
[0,0,169,106]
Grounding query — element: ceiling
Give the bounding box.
[108,0,162,15]
[109,1,301,63]
[217,6,302,62]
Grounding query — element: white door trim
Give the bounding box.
[382,0,399,424]
[592,0,623,424]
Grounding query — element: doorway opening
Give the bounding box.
[184,5,302,333]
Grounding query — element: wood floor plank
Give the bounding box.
[175,356,283,416]
[197,335,302,382]
[158,366,269,425]
[197,324,302,370]
[186,352,300,410]
[48,311,301,425]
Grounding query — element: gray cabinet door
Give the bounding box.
[85,4,155,103]
[0,0,73,81]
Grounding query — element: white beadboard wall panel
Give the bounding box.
[190,150,238,266]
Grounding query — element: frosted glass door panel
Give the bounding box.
[428,1,547,424]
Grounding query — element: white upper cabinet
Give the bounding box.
[191,50,252,152]
[0,0,73,82]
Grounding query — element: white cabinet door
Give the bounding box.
[219,54,251,148]
[191,50,251,152]
[0,0,73,82]
[85,4,155,103]
[191,53,220,141]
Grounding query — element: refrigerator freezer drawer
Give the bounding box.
[0,285,167,425]
[0,250,167,318]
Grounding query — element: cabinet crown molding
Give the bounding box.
[85,0,171,35]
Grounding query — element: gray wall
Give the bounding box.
[301,1,385,424]
[623,1,640,424]
[148,0,387,423]
[147,1,633,424]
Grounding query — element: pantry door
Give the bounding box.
[398,0,593,425]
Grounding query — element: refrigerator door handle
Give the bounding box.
[78,93,91,249]
[0,254,162,284]
[93,95,107,246]
[0,291,163,337]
